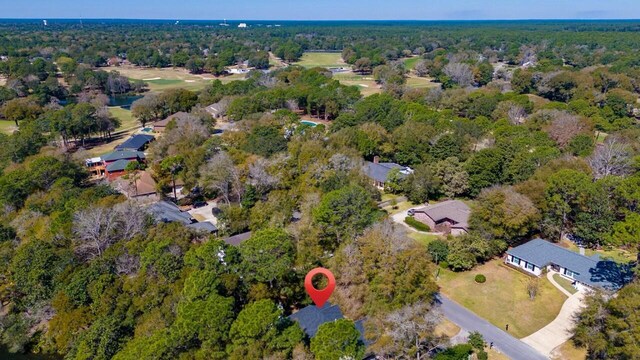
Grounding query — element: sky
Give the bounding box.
[2,0,640,20]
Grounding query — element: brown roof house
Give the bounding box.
[112,170,158,200]
[412,200,470,236]
[153,112,190,133]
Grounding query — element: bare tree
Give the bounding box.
[199,152,243,204]
[589,137,632,179]
[414,60,429,77]
[249,158,280,194]
[73,207,120,260]
[115,253,140,276]
[114,202,148,241]
[546,110,588,148]
[372,302,448,360]
[527,277,539,300]
[444,62,474,87]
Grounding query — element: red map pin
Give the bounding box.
[304,267,336,308]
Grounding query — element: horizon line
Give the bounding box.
[2,17,640,22]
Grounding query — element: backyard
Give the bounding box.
[560,239,636,264]
[438,259,568,339]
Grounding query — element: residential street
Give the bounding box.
[436,294,548,360]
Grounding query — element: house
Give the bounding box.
[412,200,470,236]
[102,151,146,180]
[186,221,218,234]
[115,134,155,152]
[363,156,413,189]
[505,239,634,292]
[238,23,247,28]
[226,65,253,74]
[85,157,106,178]
[148,200,196,225]
[206,100,228,119]
[112,170,158,199]
[289,302,365,341]
[153,112,190,133]
[224,231,252,246]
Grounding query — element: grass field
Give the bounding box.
[84,107,142,157]
[553,273,579,295]
[404,57,420,70]
[561,239,636,264]
[408,232,442,246]
[438,259,567,339]
[551,341,587,360]
[294,52,345,68]
[109,106,137,129]
[0,120,17,134]
[111,66,245,92]
[332,73,381,96]
[406,76,439,89]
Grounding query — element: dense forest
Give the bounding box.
[0,20,640,359]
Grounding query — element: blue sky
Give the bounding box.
[3,0,640,20]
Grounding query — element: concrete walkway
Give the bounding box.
[521,273,585,357]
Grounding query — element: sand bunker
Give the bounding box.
[142,77,162,81]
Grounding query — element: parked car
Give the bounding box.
[408,209,416,216]
[193,201,207,208]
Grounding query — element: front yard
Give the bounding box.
[438,259,568,339]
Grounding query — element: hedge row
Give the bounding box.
[404,216,431,232]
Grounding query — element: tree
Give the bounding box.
[228,299,304,359]
[131,93,163,127]
[470,186,540,244]
[239,228,295,286]
[611,212,640,263]
[403,164,441,204]
[527,277,539,300]
[588,137,632,179]
[546,111,589,148]
[434,157,469,198]
[465,148,504,196]
[160,155,184,201]
[543,169,592,241]
[310,319,365,360]
[443,62,473,87]
[370,302,446,359]
[1,97,42,127]
[313,185,377,244]
[199,152,242,205]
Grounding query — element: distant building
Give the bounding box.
[412,200,470,236]
[238,23,247,28]
[506,239,633,292]
[115,134,155,152]
[363,156,413,189]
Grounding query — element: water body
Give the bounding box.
[108,95,142,109]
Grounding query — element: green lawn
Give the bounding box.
[142,78,210,92]
[0,120,17,135]
[404,57,420,70]
[406,76,438,89]
[294,52,345,68]
[382,200,414,215]
[439,259,567,339]
[553,273,578,295]
[408,232,442,246]
[561,240,636,264]
[109,107,137,129]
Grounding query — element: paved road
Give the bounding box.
[436,294,548,360]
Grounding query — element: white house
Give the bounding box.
[505,239,633,292]
[238,23,247,28]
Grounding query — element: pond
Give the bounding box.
[0,347,61,360]
[108,95,143,109]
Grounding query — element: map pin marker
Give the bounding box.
[304,267,336,308]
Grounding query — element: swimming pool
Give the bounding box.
[300,120,318,127]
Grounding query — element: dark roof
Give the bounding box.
[507,239,634,290]
[105,159,132,172]
[224,231,252,246]
[289,302,365,341]
[148,201,195,225]
[102,150,145,162]
[186,221,218,233]
[363,161,412,183]
[414,200,471,229]
[115,134,155,151]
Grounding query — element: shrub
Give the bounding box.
[477,350,489,360]
[439,261,449,269]
[428,239,449,262]
[404,216,431,232]
[475,274,486,283]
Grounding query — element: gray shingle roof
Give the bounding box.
[148,201,195,225]
[288,302,365,343]
[105,159,132,172]
[186,221,218,233]
[363,161,412,183]
[224,231,252,246]
[102,150,146,162]
[115,134,155,151]
[414,200,470,228]
[507,239,633,290]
